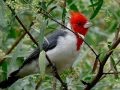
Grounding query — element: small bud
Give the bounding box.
[58,0,66,8]
[0,49,5,61]
[104,16,111,23]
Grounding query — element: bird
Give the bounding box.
[0,11,92,89]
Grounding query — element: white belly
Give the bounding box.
[46,33,79,72]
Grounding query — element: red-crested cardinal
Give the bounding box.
[0,11,92,89]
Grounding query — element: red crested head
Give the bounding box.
[69,11,91,50]
[70,11,90,36]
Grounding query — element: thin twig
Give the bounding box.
[114,24,120,40]
[46,54,68,90]
[3,0,38,46]
[92,54,100,73]
[103,72,120,74]
[52,77,57,90]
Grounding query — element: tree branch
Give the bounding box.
[84,33,120,90]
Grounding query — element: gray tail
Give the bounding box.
[0,70,20,89]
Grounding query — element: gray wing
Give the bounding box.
[43,30,67,51]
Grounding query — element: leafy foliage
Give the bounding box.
[0,0,120,90]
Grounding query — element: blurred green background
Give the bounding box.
[0,0,120,90]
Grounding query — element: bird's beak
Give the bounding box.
[84,22,92,28]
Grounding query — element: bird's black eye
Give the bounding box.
[77,22,81,26]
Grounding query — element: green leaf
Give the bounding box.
[62,8,66,24]
[110,57,118,78]
[90,0,103,19]
[48,6,57,13]
[39,1,47,10]
[69,4,78,11]
[89,1,99,7]
[1,61,8,80]
[82,74,94,81]
[38,20,47,49]
[0,0,7,28]
[39,50,46,77]
[37,50,46,89]
[47,0,54,7]
[19,0,33,4]
[107,21,118,33]
[7,28,21,38]
[89,0,95,10]
[99,48,106,62]
[67,0,78,11]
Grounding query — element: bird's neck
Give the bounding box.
[75,33,84,50]
[66,23,84,51]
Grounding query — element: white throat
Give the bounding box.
[67,23,71,30]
